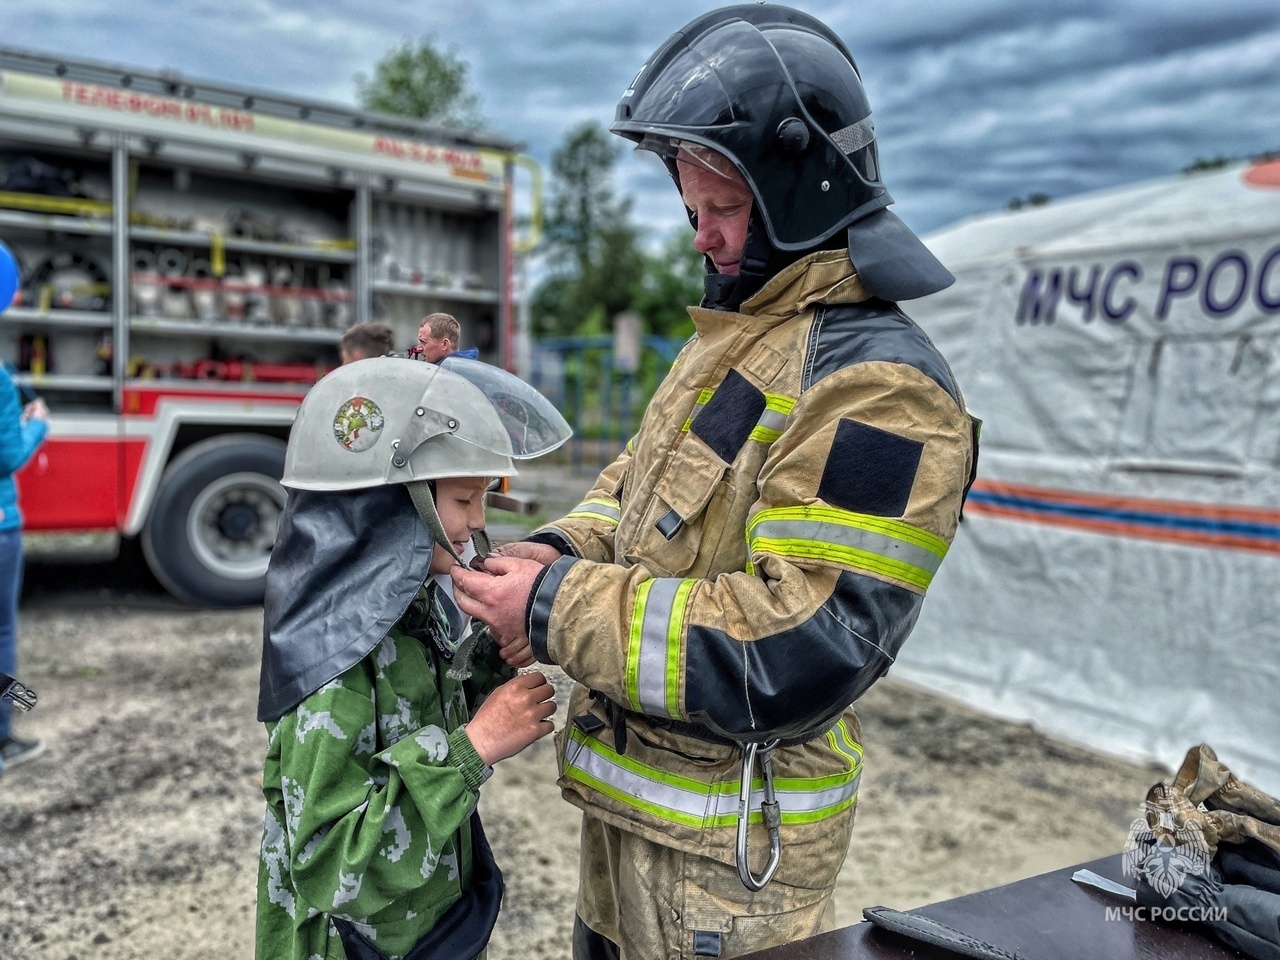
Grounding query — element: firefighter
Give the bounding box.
[452,5,979,957]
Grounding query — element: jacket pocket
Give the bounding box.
[625,436,736,577]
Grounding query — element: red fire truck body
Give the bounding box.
[0,47,524,605]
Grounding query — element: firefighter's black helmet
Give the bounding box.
[611,3,953,301]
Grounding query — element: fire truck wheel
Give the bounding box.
[141,435,287,607]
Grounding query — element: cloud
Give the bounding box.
[3,0,1278,240]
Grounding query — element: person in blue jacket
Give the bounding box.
[0,239,49,774]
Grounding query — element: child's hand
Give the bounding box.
[464,671,556,765]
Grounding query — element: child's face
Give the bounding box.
[430,476,489,575]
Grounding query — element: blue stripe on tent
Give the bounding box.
[966,490,1280,543]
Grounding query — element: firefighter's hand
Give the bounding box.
[463,671,556,765]
[491,541,562,566]
[451,555,542,653]
[22,399,48,422]
[498,636,535,669]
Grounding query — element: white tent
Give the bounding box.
[899,159,1280,794]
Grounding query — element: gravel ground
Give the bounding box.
[0,463,1167,958]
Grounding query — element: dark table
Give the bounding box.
[743,855,1246,960]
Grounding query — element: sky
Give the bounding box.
[4,0,1279,244]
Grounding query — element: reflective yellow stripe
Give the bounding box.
[665,580,695,717]
[748,392,795,444]
[827,718,864,773]
[564,497,620,527]
[564,726,860,828]
[682,388,715,432]
[747,504,947,591]
[625,580,654,713]
[764,393,795,415]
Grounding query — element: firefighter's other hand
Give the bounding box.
[451,556,540,649]
[22,399,48,421]
[491,541,561,566]
[464,671,555,764]
[498,636,535,669]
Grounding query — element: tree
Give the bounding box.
[632,229,703,340]
[534,122,708,340]
[534,122,645,337]
[355,37,484,129]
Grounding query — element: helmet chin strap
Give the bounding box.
[701,214,772,312]
[406,479,495,682]
[406,480,492,569]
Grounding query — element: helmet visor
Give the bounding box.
[432,357,571,459]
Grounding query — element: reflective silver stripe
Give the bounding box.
[757,408,788,434]
[634,577,682,716]
[831,116,875,154]
[566,730,860,828]
[751,518,943,577]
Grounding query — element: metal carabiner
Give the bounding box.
[0,672,37,712]
[735,738,782,891]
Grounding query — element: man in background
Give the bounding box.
[338,321,395,364]
[410,312,479,362]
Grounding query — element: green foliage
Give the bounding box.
[534,122,645,338]
[533,122,704,341]
[355,36,484,129]
[632,229,703,340]
[530,123,705,455]
[1179,151,1280,174]
[1182,155,1232,174]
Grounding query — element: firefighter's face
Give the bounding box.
[417,324,453,363]
[430,475,489,575]
[678,153,753,276]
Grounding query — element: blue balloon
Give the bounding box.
[0,240,18,313]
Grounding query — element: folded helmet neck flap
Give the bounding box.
[612,3,954,308]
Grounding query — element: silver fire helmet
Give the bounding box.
[282,355,571,491]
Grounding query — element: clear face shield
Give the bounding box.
[433,356,571,461]
[634,135,741,183]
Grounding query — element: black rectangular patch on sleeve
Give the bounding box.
[690,368,766,464]
[819,418,923,517]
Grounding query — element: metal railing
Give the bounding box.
[529,334,682,470]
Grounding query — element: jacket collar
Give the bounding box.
[688,251,871,336]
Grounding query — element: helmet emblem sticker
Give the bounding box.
[333,397,385,452]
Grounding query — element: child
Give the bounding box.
[256,356,570,960]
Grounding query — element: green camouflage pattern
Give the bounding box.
[256,586,507,960]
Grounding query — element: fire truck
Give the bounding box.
[0,46,531,606]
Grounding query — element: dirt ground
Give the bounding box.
[0,464,1169,959]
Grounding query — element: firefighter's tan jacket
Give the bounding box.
[528,250,976,889]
